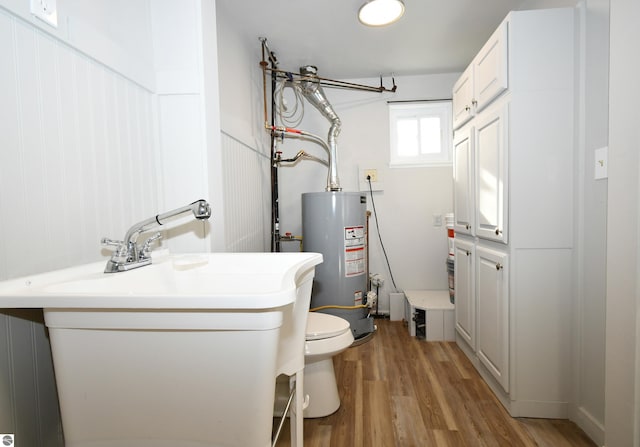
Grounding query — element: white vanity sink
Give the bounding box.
[0,252,322,447]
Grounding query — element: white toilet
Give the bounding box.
[303,312,354,418]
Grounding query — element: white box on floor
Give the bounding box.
[389,292,405,320]
[404,290,455,341]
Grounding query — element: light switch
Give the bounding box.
[594,146,608,180]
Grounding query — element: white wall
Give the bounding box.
[151,0,216,253]
[216,0,272,252]
[572,1,609,444]
[517,2,609,442]
[276,73,457,313]
[605,0,640,444]
[0,0,155,90]
[216,2,457,280]
[215,2,458,306]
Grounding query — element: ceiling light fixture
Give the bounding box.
[358,0,405,27]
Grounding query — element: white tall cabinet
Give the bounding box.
[452,8,574,418]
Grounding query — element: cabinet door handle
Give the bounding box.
[466,224,471,230]
[472,99,478,107]
[495,228,502,235]
[496,263,503,270]
[466,250,471,256]
[465,105,471,112]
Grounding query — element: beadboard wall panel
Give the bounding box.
[220,132,270,252]
[156,93,211,254]
[0,10,158,445]
[0,13,158,278]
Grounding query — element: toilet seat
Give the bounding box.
[303,312,355,418]
[306,312,351,341]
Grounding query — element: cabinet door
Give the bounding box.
[452,64,474,130]
[454,238,475,350]
[453,124,474,236]
[475,98,508,243]
[473,21,508,112]
[476,245,509,393]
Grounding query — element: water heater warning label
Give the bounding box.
[344,226,365,277]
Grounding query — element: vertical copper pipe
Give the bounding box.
[259,39,268,126]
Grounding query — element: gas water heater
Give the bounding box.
[302,191,374,339]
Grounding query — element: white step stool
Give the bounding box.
[404,290,455,341]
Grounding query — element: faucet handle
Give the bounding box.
[101,237,123,247]
[140,232,162,257]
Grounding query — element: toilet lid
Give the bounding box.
[306,312,351,341]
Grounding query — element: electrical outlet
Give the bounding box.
[364,169,378,182]
[358,166,384,192]
[30,0,58,27]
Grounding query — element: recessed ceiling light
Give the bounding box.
[358,0,405,27]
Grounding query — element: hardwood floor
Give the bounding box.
[275,319,596,447]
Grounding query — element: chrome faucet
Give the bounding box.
[102,199,212,273]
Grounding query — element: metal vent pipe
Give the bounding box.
[298,65,342,191]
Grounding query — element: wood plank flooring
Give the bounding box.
[275,319,596,447]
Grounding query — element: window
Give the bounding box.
[389,101,453,167]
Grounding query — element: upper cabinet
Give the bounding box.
[453,8,575,248]
[474,97,508,243]
[473,23,509,113]
[452,21,509,130]
[452,65,474,129]
[453,122,474,236]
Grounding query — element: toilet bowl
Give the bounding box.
[303,312,354,418]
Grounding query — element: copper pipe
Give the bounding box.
[259,38,271,127]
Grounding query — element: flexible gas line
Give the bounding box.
[278,233,303,251]
[310,304,368,312]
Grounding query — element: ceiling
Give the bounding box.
[215,0,547,80]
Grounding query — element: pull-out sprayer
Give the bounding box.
[102,199,212,273]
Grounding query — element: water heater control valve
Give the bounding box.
[366,291,377,308]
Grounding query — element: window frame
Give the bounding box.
[388,100,453,168]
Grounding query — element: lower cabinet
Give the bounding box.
[453,238,475,349]
[475,245,509,393]
[454,237,572,418]
[455,240,509,394]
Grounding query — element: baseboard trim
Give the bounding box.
[575,405,605,447]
